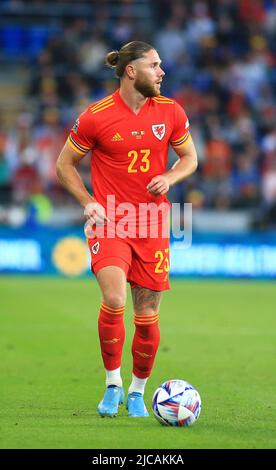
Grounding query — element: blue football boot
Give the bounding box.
[97,385,124,417]
[126,392,149,417]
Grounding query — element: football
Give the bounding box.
[152,379,201,427]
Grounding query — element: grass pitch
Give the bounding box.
[0,276,276,449]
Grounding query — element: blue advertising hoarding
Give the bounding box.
[170,232,276,278]
[0,227,276,278]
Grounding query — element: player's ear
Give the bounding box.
[125,63,136,80]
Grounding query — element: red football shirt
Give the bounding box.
[68,90,190,226]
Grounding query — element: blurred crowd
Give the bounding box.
[1,0,276,229]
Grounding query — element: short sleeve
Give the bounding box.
[170,101,190,148]
[67,108,96,156]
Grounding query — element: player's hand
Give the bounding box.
[84,201,110,226]
[147,175,170,196]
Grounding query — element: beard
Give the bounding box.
[134,74,161,97]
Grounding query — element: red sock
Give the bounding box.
[98,303,125,371]
[132,313,160,379]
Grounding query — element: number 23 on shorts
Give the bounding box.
[154,248,170,273]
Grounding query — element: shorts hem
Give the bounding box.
[92,256,130,276]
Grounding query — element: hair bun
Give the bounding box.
[106,50,120,67]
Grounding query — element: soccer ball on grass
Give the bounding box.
[152,379,201,427]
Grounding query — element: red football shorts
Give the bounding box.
[87,228,170,292]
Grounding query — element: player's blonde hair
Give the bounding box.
[105,41,154,78]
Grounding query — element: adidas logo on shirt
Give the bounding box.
[111,133,124,141]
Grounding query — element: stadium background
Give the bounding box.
[1,0,276,451]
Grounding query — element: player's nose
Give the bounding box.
[159,67,165,77]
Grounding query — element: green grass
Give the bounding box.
[0,276,276,449]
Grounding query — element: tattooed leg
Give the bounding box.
[131,286,162,316]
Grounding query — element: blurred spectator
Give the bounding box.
[4,111,33,174]
[262,154,276,205]
[155,17,187,69]
[261,152,276,227]
[79,32,108,76]
[186,1,216,50]
[11,147,41,203]
[33,106,66,191]
[225,50,269,105]
[111,14,136,49]
[238,0,266,26]
[261,125,276,154]
[231,152,260,208]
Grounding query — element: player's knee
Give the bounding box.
[103,293,126,309]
